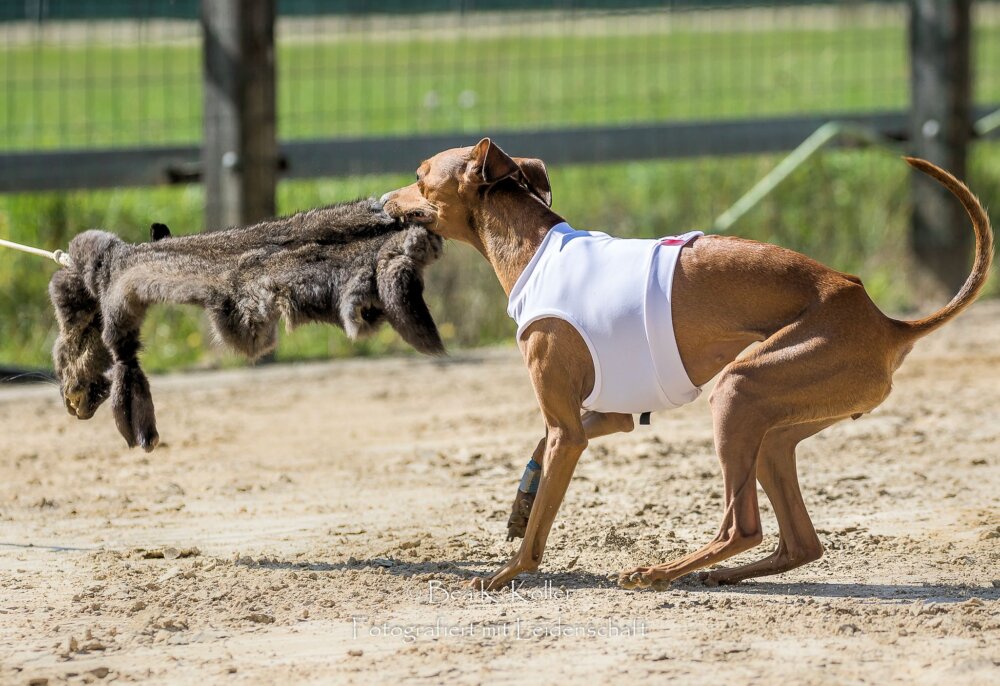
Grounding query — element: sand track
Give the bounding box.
[1,302,998,684]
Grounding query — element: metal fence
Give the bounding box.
[1,1,997,188]
[0,0,998,377]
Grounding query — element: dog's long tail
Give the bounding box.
[894,157,993,340]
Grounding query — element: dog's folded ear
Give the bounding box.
[466,137,520,186]
[514,157,552,207]
[467,139,553,207]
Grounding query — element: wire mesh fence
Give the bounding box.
[0,1,997,152]
[0,1,998,372]
[1,12,201,150]
[275,3,917,139]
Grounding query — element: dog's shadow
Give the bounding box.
[249,556,614,590]
[694,580,1000,603]
[245,557,998,601]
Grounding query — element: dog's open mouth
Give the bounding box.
[403,209,435,225]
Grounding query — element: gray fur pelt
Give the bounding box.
[48,199,444,452]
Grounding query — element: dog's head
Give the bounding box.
[379,138,552,246]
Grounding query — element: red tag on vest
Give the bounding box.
[659,237,687,246]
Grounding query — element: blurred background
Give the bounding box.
[0,0,997,374]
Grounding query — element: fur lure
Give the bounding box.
[45,199,444,451]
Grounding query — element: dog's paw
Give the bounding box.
[696,571,721,587]
[617,567,671,591]
[110,363,159,452]
[466,576,489,592]
[505,490,535,541]
[617,570,645,590]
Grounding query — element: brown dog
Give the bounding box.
[379,138,993,591]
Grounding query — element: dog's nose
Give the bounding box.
[375,192,393,211]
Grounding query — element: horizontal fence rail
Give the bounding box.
[1,1,997,375]
[2,107,997,193]
[0,1,905,22]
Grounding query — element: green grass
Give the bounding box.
[0,17,998,371]
[2,23,998,149]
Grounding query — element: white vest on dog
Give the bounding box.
[507,222,703,414]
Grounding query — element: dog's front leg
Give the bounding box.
[472,422,586,591]
[506,411,633,540]
[471,321,593,591]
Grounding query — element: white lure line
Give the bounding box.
[0,238,73,267]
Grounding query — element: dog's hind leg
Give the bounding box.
[699,418,838,586]
[619,379,770,590]
[619,297,894,590]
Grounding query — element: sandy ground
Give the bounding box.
[1,301,998,685]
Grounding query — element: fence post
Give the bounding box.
[908,0,973,294]
[201,0,277,232]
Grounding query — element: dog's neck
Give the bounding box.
[466,193,565,296]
